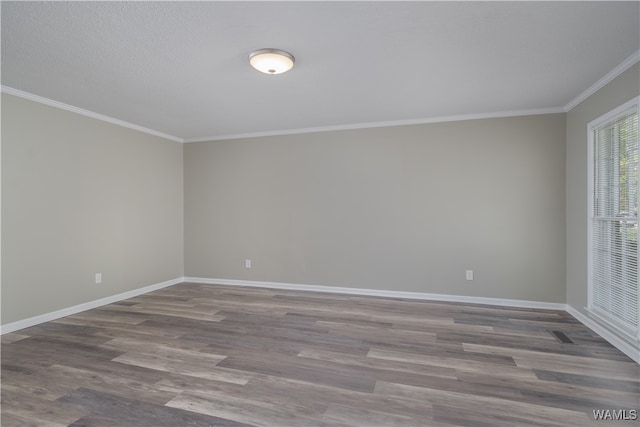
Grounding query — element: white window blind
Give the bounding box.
[589,99,639,339]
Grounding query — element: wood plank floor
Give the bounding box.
[2,282,638,426]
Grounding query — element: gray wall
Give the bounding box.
[1,94,184,324]
[185,114,566,302]
[15,63,630,324]
[566,63,640,316]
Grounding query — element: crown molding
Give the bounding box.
[183,107,565,143]
[6,49,637,144]
[1,86,184,143]
[563,50,640,112]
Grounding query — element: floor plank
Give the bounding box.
[59,387,253,427]
[2,282,638,426]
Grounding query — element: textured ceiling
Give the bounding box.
[2,1,639,142]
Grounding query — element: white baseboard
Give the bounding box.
[565,305,640,364]
[4,275,636,364]
[0,277,184,334]
[184,277,566,311]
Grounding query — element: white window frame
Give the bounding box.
[587,96,640,343]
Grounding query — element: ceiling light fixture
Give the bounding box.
[249,48,295,75]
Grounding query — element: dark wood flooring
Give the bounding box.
[2,282,638,426]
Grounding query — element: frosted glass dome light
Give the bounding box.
[249,49,295,75]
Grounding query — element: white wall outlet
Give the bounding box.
[245,259,251,269]
[465,270,474,281]
[95,273,102,284]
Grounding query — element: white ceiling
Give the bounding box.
[2,1,639,142]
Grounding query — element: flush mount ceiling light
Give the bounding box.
[249,48,295,75]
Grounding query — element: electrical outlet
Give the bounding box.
[465,270,474,281]
[245,259,251,269]
[95,273,102,284]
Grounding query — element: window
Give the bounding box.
[588,97,639,341]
